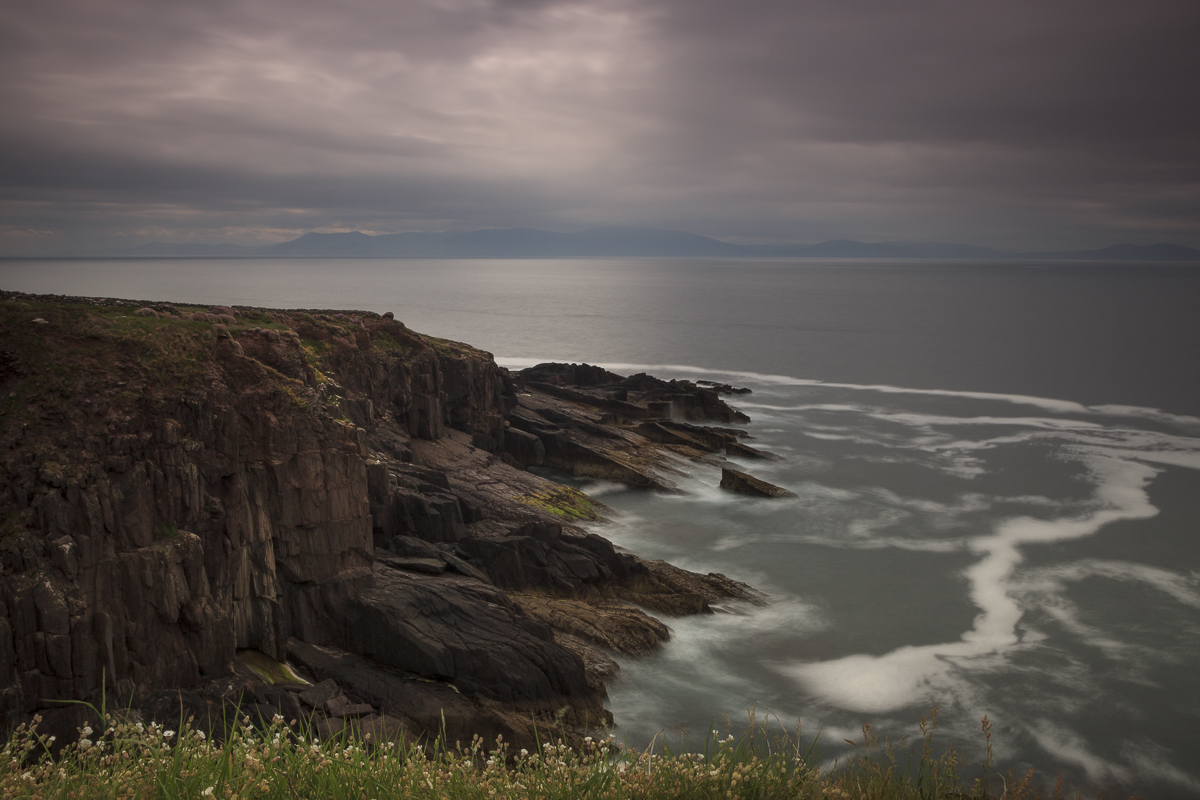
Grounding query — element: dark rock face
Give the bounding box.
[0,297,769,745]
[0,386,373,718]
[341,566,592,708]
[458,522,644,597]
[719,468,797,498]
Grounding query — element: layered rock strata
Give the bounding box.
[0,292,769,749]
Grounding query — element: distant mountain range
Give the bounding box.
[82,226,1200,261]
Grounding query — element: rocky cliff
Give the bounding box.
[0,292,766,749]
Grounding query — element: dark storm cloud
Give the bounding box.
[1,0,1197,254]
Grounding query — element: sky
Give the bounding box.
[1,0,1198,255]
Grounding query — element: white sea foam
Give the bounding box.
[1127,744,1200,793]
[1027,559,1200,610]
[778,454,1160,714]
[570,478,629,497]
[1029,721,1132,783]
[1037,602,1152,670]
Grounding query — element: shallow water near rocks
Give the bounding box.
[3,256,1199,796]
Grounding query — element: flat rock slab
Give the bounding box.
[299,678,341,708]
[287,640,558,751]
[725,440,779,460]
[381,556,446,575]
[325,695,374,717]
[719,467,796,498]
[341,564,593,707]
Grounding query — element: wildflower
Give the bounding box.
[47,736,56,744]
[21,772,32,781]
[196,731,206,741]
[163,730,175,739]
[79,739,93,750]
[520,749,528,757]
[202,787,214,796]
[81,726,93,737]
[136,723,145,733]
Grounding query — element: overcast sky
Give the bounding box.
[2,0,1198,254]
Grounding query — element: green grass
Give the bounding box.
[0,707,1112,800]
[371,331,410,356]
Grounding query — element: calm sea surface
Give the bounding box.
[4,257,1200,796]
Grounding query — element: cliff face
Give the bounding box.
[0,292,765,747]
[0,297,518,726]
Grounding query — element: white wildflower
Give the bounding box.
[163,730,175,739]
[78,739,93,750]
[202,787,215,797]
[196,731,206,741]
[21,771,32,781]
[81,726,92,737]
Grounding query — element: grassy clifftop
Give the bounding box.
[0,706,1085,800]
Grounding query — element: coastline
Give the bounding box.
[0,290,772,749]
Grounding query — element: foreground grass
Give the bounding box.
[1,709,1117,800]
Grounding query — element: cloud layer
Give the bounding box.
[2,0,1198,254]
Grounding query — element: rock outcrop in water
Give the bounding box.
[719,467,797,498]
[0,291,767,750]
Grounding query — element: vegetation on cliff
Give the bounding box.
[0,706,1103,800]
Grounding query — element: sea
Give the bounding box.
[3,256,1199,797]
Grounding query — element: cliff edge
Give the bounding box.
[0,292,766,750]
